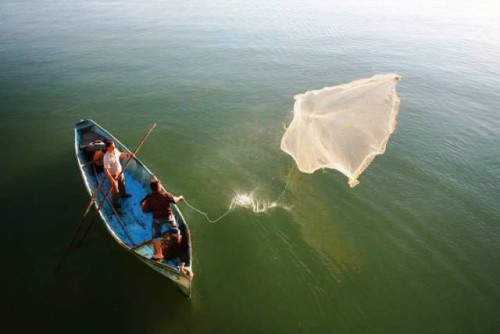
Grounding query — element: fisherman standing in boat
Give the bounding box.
[103,140,134,208]
[141,178,185,262]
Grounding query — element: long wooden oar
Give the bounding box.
[55,178,105,272]
[56,123,156,271]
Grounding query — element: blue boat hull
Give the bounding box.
[74,119,193,297]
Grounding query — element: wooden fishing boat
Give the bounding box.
[74,119,193,297]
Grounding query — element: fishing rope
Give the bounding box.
[183,200,233,224]
[275,165,295,203]
[182,165,296,224]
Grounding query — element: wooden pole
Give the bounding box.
[55,178,105,271]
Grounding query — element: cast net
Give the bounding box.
[280,73,402,187]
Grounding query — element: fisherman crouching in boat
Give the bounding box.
[92,148,105,173]
[103,140,134,209]
[140,178,185,262]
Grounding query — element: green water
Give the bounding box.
[1,1,499,333]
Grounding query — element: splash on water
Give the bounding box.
[184,190,290,224]
[229,192,286,213]
[184,171,295,223]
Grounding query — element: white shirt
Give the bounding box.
[103,149,122,176]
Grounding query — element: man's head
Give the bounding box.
[150,180,161,193]
[105,140,115,152]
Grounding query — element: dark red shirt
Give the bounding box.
[141,191,175,219]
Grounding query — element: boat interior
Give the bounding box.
[76,123,191,269]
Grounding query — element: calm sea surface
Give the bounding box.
[1,1,499,333]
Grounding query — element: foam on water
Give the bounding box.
[229,192,282,213]
[184,189,290,224]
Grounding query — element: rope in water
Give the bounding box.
[182,166,296,224]
[275,165,295,203]
[183,200,233,224]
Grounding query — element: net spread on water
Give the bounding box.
[280,73,402,187]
